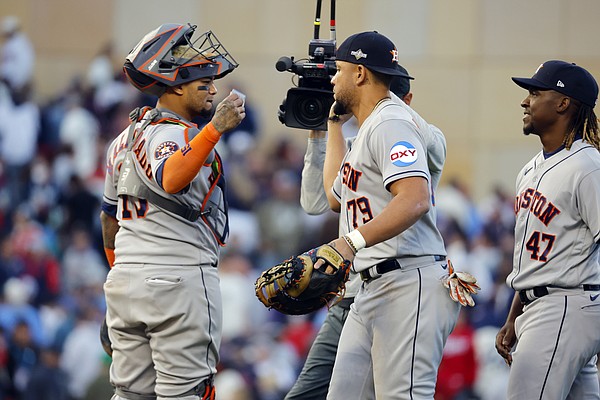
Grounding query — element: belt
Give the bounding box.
[360,255,446,282]
[519,284,600,305]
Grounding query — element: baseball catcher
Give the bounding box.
[255,244,352,315]
[441,260,480,307]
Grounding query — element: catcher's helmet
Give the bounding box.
[124,23,238,97]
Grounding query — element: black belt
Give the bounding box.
[360,255,446,282]
[519,284,600,305]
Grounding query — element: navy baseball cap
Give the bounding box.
[336,31,412,77]
[512,60,598,107]
[390,65,414,97]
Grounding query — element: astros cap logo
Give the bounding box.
[390,49,399,63]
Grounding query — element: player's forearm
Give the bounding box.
[300,134,329,214]
[359,177,430,247]
[162,122,221,194]
[100,211,120,267]
[504,292,524,324]
[323,122,346,210]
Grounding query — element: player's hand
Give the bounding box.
[327,101,352,125]
[313,237,355,274]
[495,323,516,366]
[211,92,246,133]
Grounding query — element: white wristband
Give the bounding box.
[345,229,366,252]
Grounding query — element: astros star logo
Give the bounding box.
[390,49,399,63]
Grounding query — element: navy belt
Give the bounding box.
[519,284,600,305]
[360,255,446,282]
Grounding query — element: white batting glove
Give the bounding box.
[441,260,481,307]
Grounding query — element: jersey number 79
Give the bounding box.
[347,197,373,229]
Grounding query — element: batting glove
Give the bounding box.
[442,260,480,307]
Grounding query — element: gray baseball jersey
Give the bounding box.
[507,139,600,290]
[102,110,225,397]
[103,111,224,266]
[504,139,600,399]
[331,98,446,272]
[326,98,459,399]
[300,95,447,296]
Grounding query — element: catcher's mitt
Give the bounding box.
[255,244,351,315]
[441,260,481,307]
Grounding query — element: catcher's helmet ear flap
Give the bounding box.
[123,23,238,97]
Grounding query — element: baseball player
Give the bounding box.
[100,23,245,400]
[495,60,600,399]
[306,31,461,399]
[286,68,448,400]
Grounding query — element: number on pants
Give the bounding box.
[525,231,556,262]
[347,197,373,229]
[121,196,148,219]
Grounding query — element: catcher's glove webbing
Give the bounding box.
[441,260,481,307]
[255,244,351,315]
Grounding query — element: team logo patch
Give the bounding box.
[350,49,367,60]
[389,141,418,167]
[154,141,179,160]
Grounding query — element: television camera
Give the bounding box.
[277,0,337,131]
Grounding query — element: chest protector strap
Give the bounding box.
[117,107,203,222]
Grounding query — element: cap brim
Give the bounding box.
[512,77,550,91]
[367,64,414,78]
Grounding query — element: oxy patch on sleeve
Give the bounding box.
[154,141,179,160]
[389,141,418,167]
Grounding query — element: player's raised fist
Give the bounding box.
[211,92,246,133]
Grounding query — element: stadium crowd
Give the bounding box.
[0,16,516,400]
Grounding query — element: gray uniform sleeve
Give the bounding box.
[577,168,600,242]
[368,118,429,190]
[300,137,330,215]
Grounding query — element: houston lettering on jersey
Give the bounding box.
[133,139,153,179]
[341,162,362,192]
[514,188,561,226]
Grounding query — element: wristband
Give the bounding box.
[342,235,357,255]
[345,229,366,253]
[104,248,115,268]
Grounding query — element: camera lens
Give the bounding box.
[295,96,325,128]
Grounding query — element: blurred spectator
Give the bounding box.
[0,237,24,289]
[59,305,103,400]
[214,368,254,400]
[437,178,483,242]
[58,95,100,180]
[0,16,34,92]
[6,320,39,398]
[436,311,479,400]
[0,82,40,213]
[250,335,299,400]
[473,326,510,400]
[82,354,114,400]
[0,277,45,348]
[219,252,268,341]
[60,225,107,294]
[21,345,69,400]
[58,175,100,237]
[254,169,308,266]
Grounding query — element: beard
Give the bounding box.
[332,97,350,117]
[198,104,215,119]
[523,122,534,136]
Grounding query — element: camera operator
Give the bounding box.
[289,57,449,399]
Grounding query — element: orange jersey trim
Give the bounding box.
[162,122,222,193]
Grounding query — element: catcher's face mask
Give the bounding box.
[124,23,238,97]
